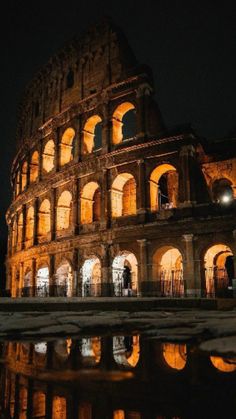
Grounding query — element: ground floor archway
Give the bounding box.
[152,246,184,297]
[36,266,49,297]
[55,261,73,297]
[204,244,234,297]
[81,257,101,297]
[112,252,138,296]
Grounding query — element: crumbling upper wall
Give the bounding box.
[16,18,140,148]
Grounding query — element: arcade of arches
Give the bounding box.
[9,241,235,298]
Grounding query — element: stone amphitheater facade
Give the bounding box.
[6,19,236,299]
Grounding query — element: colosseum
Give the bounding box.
[5,18,236,299]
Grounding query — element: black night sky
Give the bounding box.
[1,1,236,283]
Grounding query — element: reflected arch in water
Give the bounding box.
[210,356,236,373]
[54,339,72,360]
[112,252,138,296]
[162,343,187,371]
[80,337,101,366]
[81,257,101,297]
[52,396,67,419]
[152,246,184,297]
[33,391,46,418]
[34,342,47,355]
[113,335,140,367]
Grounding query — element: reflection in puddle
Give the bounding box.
[210,356,236,372]
[113,335,140,367]
[81,337,101,365]
[162,343,187,370]
[1,335,236,418]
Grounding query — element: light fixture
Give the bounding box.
[221,194,231,204]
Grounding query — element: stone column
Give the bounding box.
[73,117,80,162]
[101,244,112,296]
[38,140,43,181]
[50,188,56,241]
[21,204,26,250]
[182,234,201,297]
[31,258,37,297]
[102,102,111,154]
[33,198,38,246]
[71,177,79,234]
[137,159,147,218]
[136,83,153,140]
[137,239,148,296]
[19,261,24,297]
[101,168,109,229]
[26,379,33,419]
[49,254,55,296]
[72,248,79,297]
[232,230,236,292]
[54,128,60,172]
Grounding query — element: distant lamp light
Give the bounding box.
[221,194,231,204]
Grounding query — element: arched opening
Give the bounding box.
[23,270,32,296]
[16,170,20,196]
[150,164,178,211]
[25,206,34,247]
[81,257,101,297]
[212,178,234,204]
[56,191,72,231]
[210,356,236,372]
[38,199,51,240]
[30,151,39,183]
[54,339,72,360]
[55,261,73,297]
[42,140,55,173]
[12,218,17,251]
[111,173,136,217]
[81,182,101,224]
[19,387,28,419]
[162,343,187,370]
[112,102,136,144]
[33,392,46,418]
[113,335,140,367]
[21,161,28,191]
[83,115,102,153]
[17,213,23,250]
[59,128,75,166]
[80,337,101,366]
[204,244,234,297]
[66,68,74,89]
[52,396,66,419]
[112,252,138,296]
[152,246,184,297]
[36,266,49,296]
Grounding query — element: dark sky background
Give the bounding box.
[1,0,236,284]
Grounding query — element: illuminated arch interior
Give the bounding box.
[30,151,39,183]
[113,335,140,367]
[80,337,101,365]
[25,206,34,246]
[59,127,75,166]
[12,218,17,250]
[112,102,135,144]
[83,115,102,153]
[42,140,55,173]
[212,178,234,203]
[16,170,20,195]
[210,356,236,372]
[152,246,183,296]
[57,191,72,231]
[150,164,178,211]
[24,270,32,288]
[81,257,101,296]
[17,213,23,249]
[52,396,67,419]
[204,244,234,296]
[162,343,187,370]
[111,173,136,217]
[38,199,51,237]
[55,261,73,297]
[33,392,46,418]
[112,252,138,295]
[81,182,101,224]
[21,161,28,191]
[36,266,49,294]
